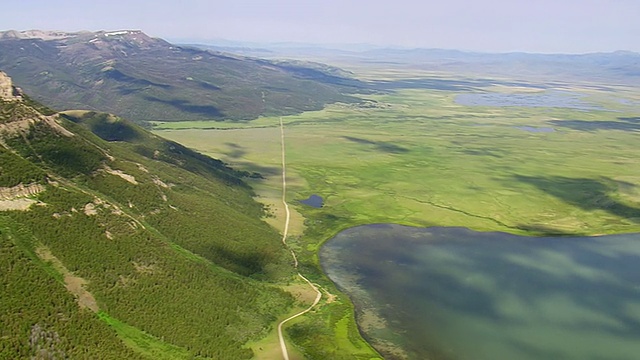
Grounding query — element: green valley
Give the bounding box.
[156,65,640,358]
[2,30,640,359]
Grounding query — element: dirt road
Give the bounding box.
[277,118,322,360]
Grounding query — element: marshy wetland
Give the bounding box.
[155,68,640,359]
[454,90,603,110]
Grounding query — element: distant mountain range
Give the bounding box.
[1,29,637,124]
[188,40,640,86]
[0,30,366,123]
[359,48,640,82]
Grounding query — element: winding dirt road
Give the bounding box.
[277,117,322,360]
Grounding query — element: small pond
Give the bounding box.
[299,194,323,208]
[320,224,640,360]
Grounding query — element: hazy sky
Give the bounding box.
[4,0,639,53]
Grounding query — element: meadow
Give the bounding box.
[154,69,640,358]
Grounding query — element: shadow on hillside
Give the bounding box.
[513,175,640,222]
[143,96,224,118]
[104,68,172,88]
[92,121,142,142]
[266,61,368,91]
[548,117,640,132]
[342,136,409,154]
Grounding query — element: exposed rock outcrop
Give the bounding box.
[0,70,22,101]
[0,71,73,138]
[0,183,46,200]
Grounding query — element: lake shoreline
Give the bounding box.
[320,223,640,360]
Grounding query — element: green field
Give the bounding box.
[155,70,640,358]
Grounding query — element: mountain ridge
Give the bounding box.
[0,29,367,123]
[187,40,639,85]
[0,71,297,359]
[178,37,640,56]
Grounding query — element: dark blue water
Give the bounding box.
[320,224,640,360]
[299,194,323,208]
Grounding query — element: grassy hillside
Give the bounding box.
[0,78,298,359]
[0,30,367,123]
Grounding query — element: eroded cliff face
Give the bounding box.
[0,70,22,101]
[0,71,72,140]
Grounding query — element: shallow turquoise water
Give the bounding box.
[320,224,640,360]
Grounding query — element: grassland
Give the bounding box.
[155,70,640,358]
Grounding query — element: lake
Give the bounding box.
[455,91,602,110]
[320,224,640,360]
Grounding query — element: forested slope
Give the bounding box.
[0,71,295,359]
